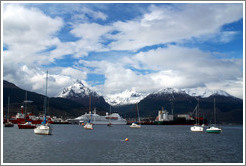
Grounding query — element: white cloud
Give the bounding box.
[108,3,242,51]
[77,45,243,99]
[3,4,63,66]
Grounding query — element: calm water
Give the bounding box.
[3,125,243,163]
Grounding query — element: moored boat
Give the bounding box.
[34,71,52,135]
[190,98,203,132]
[206,98,222,134]
[83,122,93,130]
[190,125,203,132]
[5,121,14,127]
[18,121,36,129]
[206,126,222,133]
[130,103,141,128]
[34,123,53,135]
[130,122,141,128]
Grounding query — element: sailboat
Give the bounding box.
[18,91,36,129]
[4,96,14,127]
[130,103,141,128]
[84,96,93,130]
[206,98,222,133]
[107,105,112,127]
[190,98,203,132]
[34,71,53,135]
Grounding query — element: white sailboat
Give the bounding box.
[206,98,222,133]
[84,96,93,130]
[190,98,203,132]
[34,71,53,135]
[130,103,141,128]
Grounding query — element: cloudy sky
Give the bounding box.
[2,2,244,99]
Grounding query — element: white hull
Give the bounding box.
[69,111,127,125]
[84,123,93,130]
[92,121,126,125]
[206,126,222,133]
[130,123,141,128]
[190,125,203,132]
[34,124,52,135]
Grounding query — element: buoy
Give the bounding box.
[125,138,129,141]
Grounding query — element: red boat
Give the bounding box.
[10,106,53,124]
[18,121,36,129]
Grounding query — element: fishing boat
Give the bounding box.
[130,103,141,128]
[18,92,36,129]
[84,96,93,130]
[4,96,14,127]
[190,98,203,132]
[206,98,222,134]
[34,71,53,135]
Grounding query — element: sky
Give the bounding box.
[2,2,244,99]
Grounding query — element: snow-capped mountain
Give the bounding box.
[152,87,231,98]
[58,80,99,99]
[58,79,233,106]
[105,88,148,106]
[58,80,109,109]
[182,88,232,98]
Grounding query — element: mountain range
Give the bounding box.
[3,80,243,124]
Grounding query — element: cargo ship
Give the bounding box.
[154,107,207,125]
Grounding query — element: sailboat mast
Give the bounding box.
[25,91,27,116]
[198,98,200,125]
[135,104,138,122]
[7,96,10,121]
[109,105,111,123]
[89,96,91,122]
[214,98,216,125]
[137,104,140,123]
[44,71,48,117]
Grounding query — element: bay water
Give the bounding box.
[3,125,243,163]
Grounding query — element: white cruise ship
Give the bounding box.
[68,108,127,125]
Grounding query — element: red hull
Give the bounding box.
[10,118,50,124]
[18,123,36,129]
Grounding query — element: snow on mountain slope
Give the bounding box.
[58,80,99,98]
[182,88,231,98]
[105,88,148,106]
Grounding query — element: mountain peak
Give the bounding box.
[58,80,99,98]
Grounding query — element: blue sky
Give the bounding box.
[2,2,244,98]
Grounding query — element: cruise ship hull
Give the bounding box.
[68,110,127,125]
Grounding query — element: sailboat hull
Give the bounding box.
[4,122,14,127]
[130,123,141,128]
[34,124,52,135]
[83,123,93,130]
[206,127,222,133]
[18,122,36,129]
[190,125,203,132]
